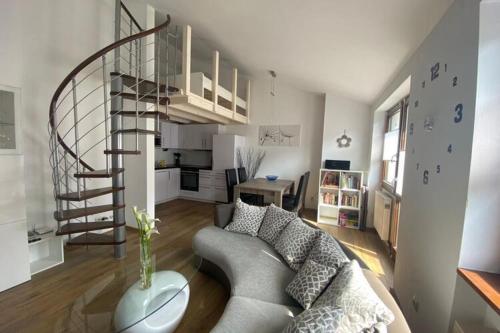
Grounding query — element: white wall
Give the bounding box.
[449,1,500,329]
[369,0,481,332]
[321,92,371,173]
[225,77,324,209]
[0,0,115,229]
[459,0,500,274]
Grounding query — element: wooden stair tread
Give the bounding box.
[66,233,126,246]
[110,72,179,93]
[104,149,141,155]
[54,204,125,221]
[74,168,124,178]
[110,110,168,119]
[56,221,125,235]
[110,91,170,105]
[57,187,124,201]
[112,129,160,135]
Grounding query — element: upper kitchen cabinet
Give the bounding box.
[161,122,179,149]
[180,124,222,150]
[158,25,250,125]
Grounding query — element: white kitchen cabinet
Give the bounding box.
[168,168,180,199]
[199,170,215,201]
[214,170,228,202]
[155,169,169,203]
[161,122,179,149]
[179,124,222,150]
[155,168,180,204]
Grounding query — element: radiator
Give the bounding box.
[374,190,392,241]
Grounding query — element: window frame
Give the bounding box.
[381,97,409,198]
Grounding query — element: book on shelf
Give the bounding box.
[321,171,340,187]
[341,174,360,189]
[321,192,338,206]
[341,193,358,207]
[339,211,359,227]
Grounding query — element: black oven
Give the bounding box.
[180,167,199,191]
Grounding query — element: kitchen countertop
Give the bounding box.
[155,164,212,171]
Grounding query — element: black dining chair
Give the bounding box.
[227,167,264,206]
[237,167,248,183]
[282,171,310,214]
[225,169,238,203]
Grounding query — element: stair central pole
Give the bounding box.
[113,0,126,259]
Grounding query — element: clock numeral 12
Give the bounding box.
[431,62,440,81]
[454,103,463,123]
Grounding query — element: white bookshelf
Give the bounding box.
[317,169,364,229]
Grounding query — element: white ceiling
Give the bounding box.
[149,0,453,104]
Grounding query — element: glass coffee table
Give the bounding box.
[63,252,201,333]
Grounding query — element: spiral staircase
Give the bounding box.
[48,2,176,258]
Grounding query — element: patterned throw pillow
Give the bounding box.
[282,307,344,333]
[308,232,350,272]
[313,260,395,331]
[258,204,297,245]
[286,259,337,309]
[224,199,267,236]
[275,218,320,271]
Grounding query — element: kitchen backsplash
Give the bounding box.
[155,148,212,166]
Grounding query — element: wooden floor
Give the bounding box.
[0,200,393,333]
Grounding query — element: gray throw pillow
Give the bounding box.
[224,199,267,236]
[308,232,349,272]
[286,259,337,309]
[313,260,395,331]
[282,307,344,333]
[275,218,320,271]
[258,204,297,245]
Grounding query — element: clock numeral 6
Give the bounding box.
[423,170,429,184]
[447,144,453,153]
[454,103,463,123]
[431,62,440,81]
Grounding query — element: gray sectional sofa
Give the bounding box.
[192,204,411,333]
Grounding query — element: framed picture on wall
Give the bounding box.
[0,85,22,155]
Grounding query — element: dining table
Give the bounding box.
[234,178,295,208]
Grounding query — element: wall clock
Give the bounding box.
[406,60,462,186]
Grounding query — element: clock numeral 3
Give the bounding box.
[452,76,458,87]
[431,62,440,81]
[423,170,429,184]
[454,103,463,123]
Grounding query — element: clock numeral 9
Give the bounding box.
[423,170,429,184]
[409,123,414,135]
[454,103,463,123]
[431,62,440,81]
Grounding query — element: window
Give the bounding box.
[381,97,408,258]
